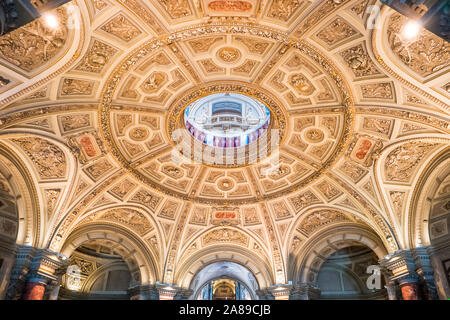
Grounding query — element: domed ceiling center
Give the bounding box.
[184,92,270,148]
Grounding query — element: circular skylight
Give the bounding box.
[184,93,270,148]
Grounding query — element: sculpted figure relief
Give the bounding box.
[101,14,142,42]
[267,0,303,21]
[297,210,349,235]
[317,18,359,46]
[11,137,66,179]
[387,13,450,78]
[0,8,68,72]
[385,142,438,182]
[158,0,192,19]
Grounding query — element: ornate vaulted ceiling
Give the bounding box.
[0,0,448,287]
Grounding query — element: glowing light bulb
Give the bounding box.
[402,20,420,40]
[43,13,59,29]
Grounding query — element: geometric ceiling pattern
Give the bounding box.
[0,0,448,289]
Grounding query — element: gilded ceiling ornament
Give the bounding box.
[11,137,66,179]
[109,179,138,200]
[234,36,270,55]
[217,178,235,191]
[289,73,316,96]
[288,190,321,213]
[315,180,342,201]
[141,72,168,94]
[93,0,108,11]
[189,206,208,225]
[157,0,192,19]
[294,0,350,37]
[98,33,353,205]
[360,82,394,100]
[129,127,150,141]
[217,47,241,63]
[0,7,68,73]
[316,17,360,46]
[387,13,450,78]
[207,0,253,12]
[188,37,223,53]
[340,43,382,78]
[202,227,248,246]
[350,0,369,17]
[130,188,162,211]
[271,201,292,220]
[44,189,61,220]
[384,142,439,183]
[199,59,225,73]
[338,160,367,183]
[267,0,304,21]
[159,200,180,220]
[58,114,91,132]
[100,14,142,42]
[121,140,144,158]
[61,78,95,96]
[389,191,405,220]
[242,207,260,225]
[297,210,350,236]
[232,59,257,74]
[81,208,153,236]
[304,128,324,143]
[75,39,118,74]
[83,158,114,181]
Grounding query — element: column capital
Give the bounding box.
[290,282,321,300]
[379,250,419,284]
[128,284,159,300]
[156,283,182,300]
[28,248,68,284]
[266,283,293,300]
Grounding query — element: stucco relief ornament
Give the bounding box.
[387,13,450,77]
[217,47,241,63]
[0,7,68,72]
[384,142,438,182]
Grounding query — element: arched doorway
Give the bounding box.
[59,240,133,300]
[190,262,258,300]
[316,245,387,300]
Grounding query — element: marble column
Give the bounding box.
[289,283,321,300]
[21,249,67,300]
[22,277,48,300]
[379,250,421,300]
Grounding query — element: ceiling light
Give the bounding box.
[402,20,421,40]
[42,13,59,29]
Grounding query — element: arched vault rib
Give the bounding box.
[174,244,275,291]
[62,223,160,284]
[290,224,388,286]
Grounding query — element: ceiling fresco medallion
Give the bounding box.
[217,47,241,63]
